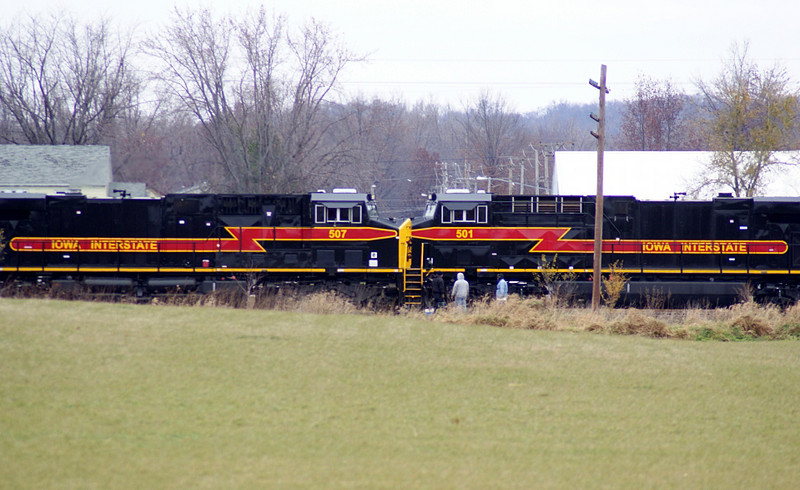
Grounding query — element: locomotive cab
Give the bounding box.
[410,191,534,299]
[309,190,399,271]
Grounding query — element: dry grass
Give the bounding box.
[4,281,800,341]
[185,289,364,315]
[422,295,800,341]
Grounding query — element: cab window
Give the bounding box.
[315,204,362,224]
[442,205,487,224]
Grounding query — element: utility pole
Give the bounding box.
[589,65,608,311]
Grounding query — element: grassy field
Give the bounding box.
[1,298,799,489]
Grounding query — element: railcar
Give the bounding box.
[409,191,800,306]
[0,190,402,303]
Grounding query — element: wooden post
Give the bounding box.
[590,65,608,311]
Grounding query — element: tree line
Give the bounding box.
[0,10,798,214]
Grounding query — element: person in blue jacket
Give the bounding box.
[496,274,508,302]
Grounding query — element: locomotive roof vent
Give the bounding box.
[332,188,358,193]
[444,188,471,194]
[311,192,367,206]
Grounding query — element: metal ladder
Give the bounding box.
[403,243,425,307]
[403,267,424,307]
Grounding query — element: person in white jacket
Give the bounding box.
[451,272,469,312]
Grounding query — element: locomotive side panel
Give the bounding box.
[213,194,309,271]
[491,196,594,272]
[160,195,215,272]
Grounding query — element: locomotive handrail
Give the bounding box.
[601,209,624,238]
[746,243,751,274]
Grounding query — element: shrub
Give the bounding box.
[730,314,773,338]
[601,260,629,307]
[608,311,670,338]
[696,326,729,341]
[534,254,579,307]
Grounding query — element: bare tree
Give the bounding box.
[619,75,686,150]
[333,98,408,188]
[145,8,250,191]
[409,101,445,150]
[694,42,799,197]
[0,13,138,145]
[281,19,356,188]
[458,91,528,190]
[112,103,214,194]
[529,102,595,151]
[145,7,357,193]
[407,102,448,196]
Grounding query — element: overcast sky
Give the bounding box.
[10,0,800,112]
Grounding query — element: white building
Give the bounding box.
[555,151,800,200]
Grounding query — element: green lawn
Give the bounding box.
[1,298,799,488]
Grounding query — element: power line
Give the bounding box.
[341,81,606,86]
[364,57,800,64]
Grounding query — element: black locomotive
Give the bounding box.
[3,188,800,307]
[0,190,402,303]
[412,191,800,306]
